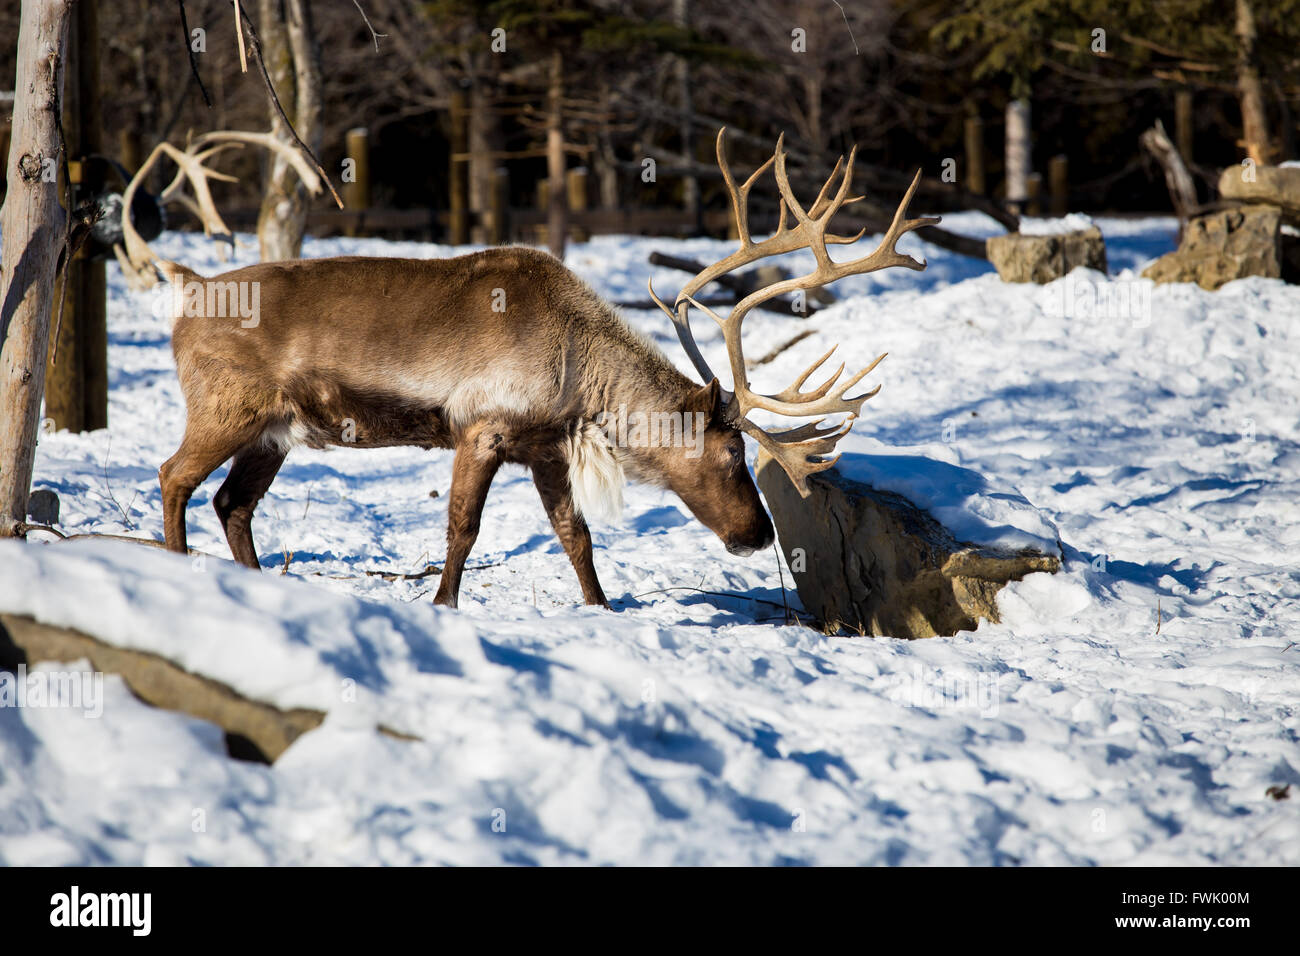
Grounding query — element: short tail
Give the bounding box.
[154,261,201,329]
[156,260,199,284]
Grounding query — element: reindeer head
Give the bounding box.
[649,128,937,533]
[621,376,775,556]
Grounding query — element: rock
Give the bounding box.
[26,488,59,525]
[756,458,1060,639]
[986,226,1107,283]
[1143,205,1281,290]
[1218,165,1300,224]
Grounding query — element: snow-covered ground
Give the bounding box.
[1,214,1297,865]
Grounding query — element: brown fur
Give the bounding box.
[159,247,773,607]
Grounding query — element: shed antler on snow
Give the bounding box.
[649,128,939,495]
[117,131,324,288]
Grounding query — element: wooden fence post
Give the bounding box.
[1048,154,1068,217]
[964,115,985,196]
[536,178,550,246]
[44,161,84,433]
[1005,98,1032,213]
[1026,172,1043,217]
[45,0,106,433]
[342,126,370,237]
[118,127,140,175]
[1175,89,1194,166]
[448,90,469,245]
[567,167,589,242]
[489,166,510,245]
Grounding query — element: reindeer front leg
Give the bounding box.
[434,430,503,608]
[531,457,609,608]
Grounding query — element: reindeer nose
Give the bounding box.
[726,525,774,556]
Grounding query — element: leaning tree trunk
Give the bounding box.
[546,50,568,261]
[256,0,322,262]
[1005,97,1032,215]
[0,0,74,539]
[1235,0,1276,166]
[1140,119,1198,237]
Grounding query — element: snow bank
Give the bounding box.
[834,447,1061,556]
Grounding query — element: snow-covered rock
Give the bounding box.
[987,225,1107,283]
[1144,205,1283,290]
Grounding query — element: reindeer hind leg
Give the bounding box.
[213,442,287,569]
[160,423,261,555]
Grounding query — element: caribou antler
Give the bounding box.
[648,128,939,495]
[117,130,324,288]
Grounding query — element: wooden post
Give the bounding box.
[78,0,106,431]
[545,50,568,259]
[489,166,510,245]
[1026,172,1043,217]
[342,126,370,237]
[488,166,506,244]
[567,167,588,242]
[1005,98,1032,213]
[448,90,469,245]
[47,164,107,434]
[537,178,550,247]
[673,0,700,233]
[964,115,985,196]
[46,0,106,433]
[467,82,496,244]
[1,0,76,537]
[44,161,84,434]
[118,127,140,175]
[1175,89,1194,165]
[1048,154,1068,218]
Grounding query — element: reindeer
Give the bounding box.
[144,129,935,607]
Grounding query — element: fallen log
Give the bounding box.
[0,613,419,762]
[915,224,988,260]
[648,251,824,315]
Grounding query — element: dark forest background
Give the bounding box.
[2,0,1297,229]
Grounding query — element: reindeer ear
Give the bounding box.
[685,378,722,418]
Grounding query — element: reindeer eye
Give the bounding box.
[727,445,744,466]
